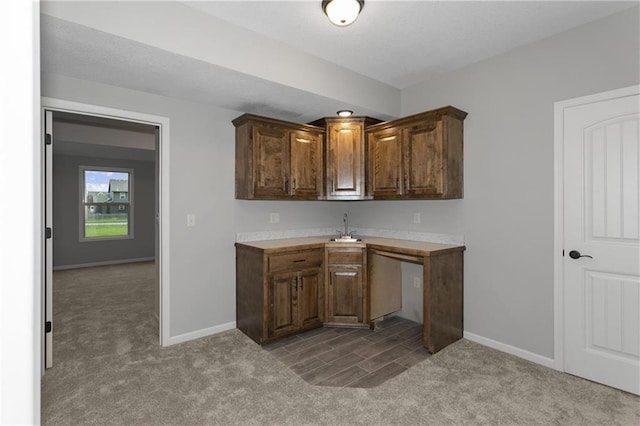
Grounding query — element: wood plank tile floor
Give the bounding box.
[262,316,431,388]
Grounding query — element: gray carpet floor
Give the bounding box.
[42,262,640,425]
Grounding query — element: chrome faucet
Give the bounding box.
[343,213,349,237]
[331,212,359,242]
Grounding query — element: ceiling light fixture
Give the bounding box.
[337,110,353,117]
[322,0,364,27]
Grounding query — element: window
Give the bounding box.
[80,167,133,240]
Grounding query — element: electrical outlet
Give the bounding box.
[413,212,421,224]
[413,277,421,289]
[269,212,280,224]
[187,214,196,227]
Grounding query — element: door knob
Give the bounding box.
[569,250,592,259]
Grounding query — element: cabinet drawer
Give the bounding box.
[268,250,323,273]
[327,249,363,266]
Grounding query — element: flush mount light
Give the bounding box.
[322,0,364,27]
[337,110,353,117]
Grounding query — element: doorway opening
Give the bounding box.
[42,98,170,371]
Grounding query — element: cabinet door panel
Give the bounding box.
[253,126,290,198]
[369,129,402,198]
[328,267,363,324]
[290,130,322,199]
[327,123,363,197]
[403,121,444,197]
[269,273,297,338]
[298,268,323,329]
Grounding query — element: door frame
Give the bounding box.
[40,97,171,369]
[553,84,639,371]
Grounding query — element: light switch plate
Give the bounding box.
[413,213,421,224]
[187,214,196,227]
[269,212,280,224]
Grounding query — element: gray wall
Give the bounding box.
[350,9,640,358]
[52,154,155,268]
[42,8,639,355]
[42,74,348,338]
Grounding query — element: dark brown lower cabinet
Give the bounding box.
[236,240,464,353]
[326,267,364,325]
[324,246,368,327]
[269,268,323,339]
[236,244,324,344]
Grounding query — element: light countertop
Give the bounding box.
[235,236,465,257]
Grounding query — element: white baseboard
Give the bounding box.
[53,257,155,271]
[165,321,237,346]
[463,331,555,369]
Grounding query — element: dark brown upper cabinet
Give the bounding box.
[233,114,323,200]
[233,106,467,201]
[309,117,382,200]
[367,106,467,199]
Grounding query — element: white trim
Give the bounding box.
[53,257,155,271]
[553,85,640,372]
[553,98,565,371]
[463,332,555,369]
[40,97,171,350]
[166,321,237,346]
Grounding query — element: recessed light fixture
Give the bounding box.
[337,110,353,117]
[322,0,364,27]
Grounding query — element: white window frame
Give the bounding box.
[79,165,134,242]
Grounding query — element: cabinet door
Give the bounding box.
[298,268,323,329]
[290,130,322,200]
[326,122,364,199]
[327,266,363,324]
[403,120,444,197]
[268,272,297,338]
[369,128,402,198]
[253,125,290,198]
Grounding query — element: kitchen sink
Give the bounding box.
[329,237,362,242]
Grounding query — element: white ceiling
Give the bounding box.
[41,1,637,122]
[185,0,637,89]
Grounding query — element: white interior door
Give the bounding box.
[562,88,639,395]
[45,110,54,368]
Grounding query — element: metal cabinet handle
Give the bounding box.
[334,272,357,276]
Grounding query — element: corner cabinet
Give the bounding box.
[233,114,324,200]
[367,106,467,199]
[236,243,324,344]
[324,245,368,327]
[309,117,382,200]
